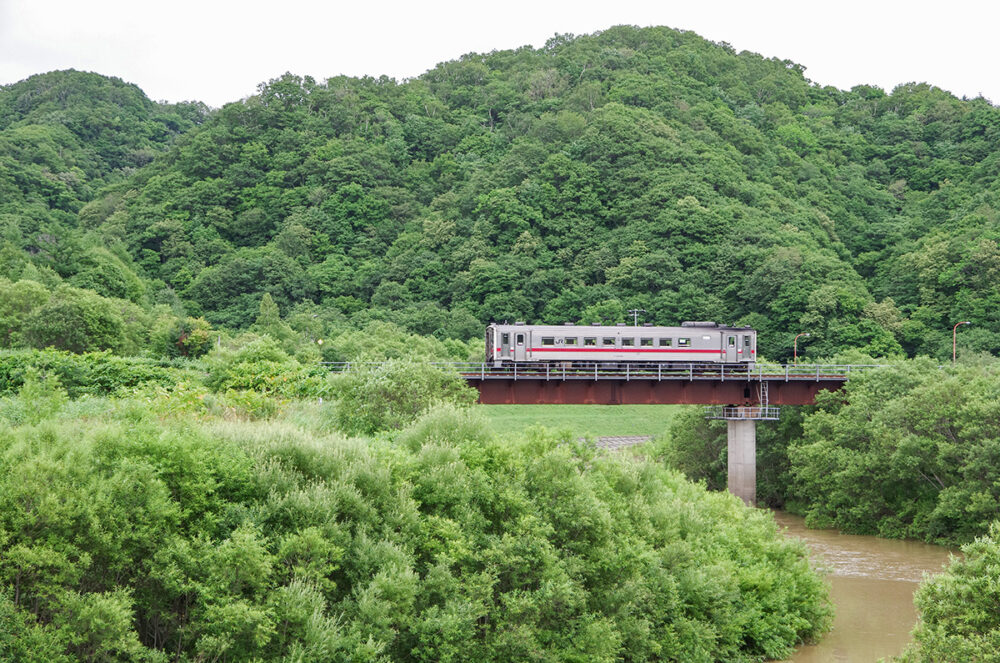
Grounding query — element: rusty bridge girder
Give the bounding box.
[467,378,842,405]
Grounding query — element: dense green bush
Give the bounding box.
[203,334,330,397]
[328,359,478,435]
[149,314,215,358]
[0,401,831,662]
[789,359,1000,544]
[0,348,192,398]
[897,522,1000,662]
[323,320,478,363]
[0,367,68,426]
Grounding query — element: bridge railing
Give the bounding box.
[705,405,782,420]
[319,362,885,382]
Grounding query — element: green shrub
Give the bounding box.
[0,349,189,398]
[0,367,67,425]
[150,315,214,358]
[324,320,475,362]
[20,284,149,355]
[0,406,831,662]
[204,335,330,397]
[218,389,284,420]
[789,359,1000,543]
[897,522,1000,662]
[329,359,477,435]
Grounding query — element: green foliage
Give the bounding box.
[897,522,1000,662]
[68,246,146,304]
[0,592,73,663]
[0,400,831,661]
[250,292,295,345]
[0,278,151,355]
[204,334,330,397]
[150,314,214,358]
[0,367,68,425]
[788,358,1000,543]
[0,348,191,398]
[329,360,477,435]
[325,320,477,362]
[0,278,50,347]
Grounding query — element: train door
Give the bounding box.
[725,334,738,362]
[514,331,526,361]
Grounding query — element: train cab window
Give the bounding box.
[541,337,555,346]
[584,337,597,346]
[516,334,524,346]
[728,336,736,347]
[564,337,578,346]
[744,337,752,348]
[621,338,635,347]
[502,333,510,346]
[678,338,691,347]
[640,338,653,347]
[658,338,672,347]
[602,337,616,346]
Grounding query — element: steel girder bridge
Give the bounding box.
[319,362,873,406]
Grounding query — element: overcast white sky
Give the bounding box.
[0,0,996,108]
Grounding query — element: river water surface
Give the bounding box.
[772,511,955,663]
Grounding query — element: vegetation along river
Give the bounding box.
[772,511,955,662]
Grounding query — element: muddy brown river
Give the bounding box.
[772,511,955,663]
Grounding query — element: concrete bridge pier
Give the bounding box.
[727,420,756,506]
[706,398,779,507]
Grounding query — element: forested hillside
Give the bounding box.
[3,26,1000,360]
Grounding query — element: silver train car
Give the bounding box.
[485,321,756,367]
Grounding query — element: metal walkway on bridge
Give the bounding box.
[321,362,878,382]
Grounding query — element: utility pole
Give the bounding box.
[627,309,646,327]
[953,321,971,364]
[793,332,810,364]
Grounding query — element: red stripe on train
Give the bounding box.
[529,347,720,353]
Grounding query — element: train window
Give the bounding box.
[744,337,752,347]
[640,338,653,346]
[564,337,578,346]
[728,336,736,347]
[516,334,524,346]
[622,338,635,347]
[584,337,597,346]
[541,337,555,346]
[602,337,616,346]
[658,338,672,347]
[502,333,510,346]
[678,338,691,347]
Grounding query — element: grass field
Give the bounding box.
[477,404,681,438]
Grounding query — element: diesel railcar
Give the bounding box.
[485,321,756,367]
